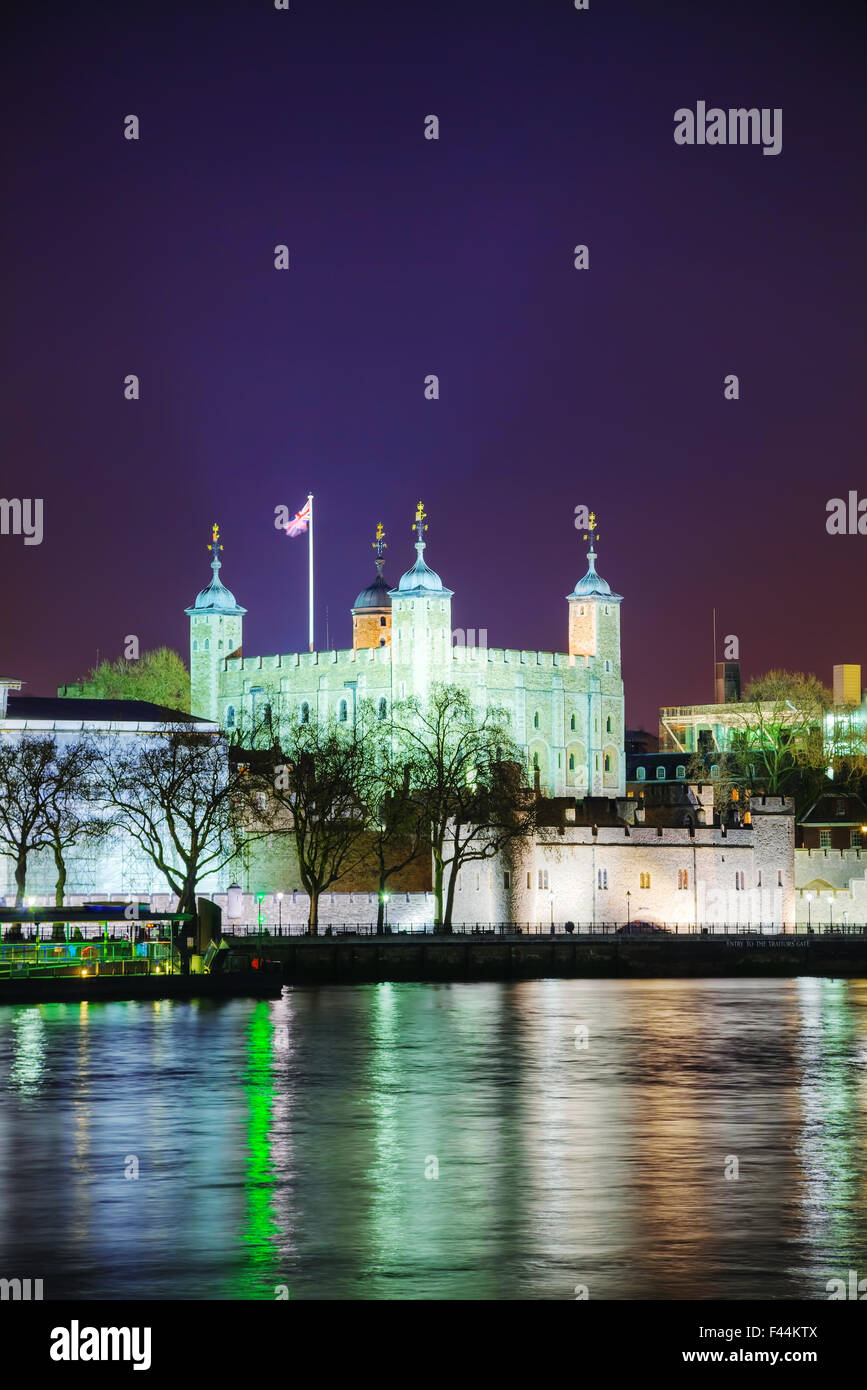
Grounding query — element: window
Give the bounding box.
[676,764,686,779]
[537,869,549,890]
[378,697,387,721]
[570,713,577,731]
[579,605,586,616]
[533,711,540,729]
[204,639,210,651]
[640,872,650,889]
[597,869,608,890]
[606,716,612,733]
[193,640,198,652]
[380,616,387,627]
[656,766,666,780]
[735,872,744,890]
[636,767,646,781]
[218,639,224,649]
[503,871,511,890]
[604,605,610,615]
[339,700,348,722]
[851,830,862,848]
[569,754,575,771]
[711,764,720,779]
[677,869,688,890]
[819,830,832,848]
[604,754,611,773]
[226,705,236,728]
[604,659,611,673]
[300,702,310,724]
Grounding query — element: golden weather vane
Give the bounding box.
[373,522,387,560]
[208,522,223,554]
[414,500,428,537]
[582,510,600,544]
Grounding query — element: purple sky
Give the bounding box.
[2,0,865,729]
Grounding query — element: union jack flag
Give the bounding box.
[284,500,311,537]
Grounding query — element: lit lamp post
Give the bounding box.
[380,892,390,932]
[256,892,266,933]
[805,892,812,931]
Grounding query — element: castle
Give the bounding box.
[185,505,626,800]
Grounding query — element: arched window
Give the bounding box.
[533,711,540,730]
[204,638,210,651]
[676,764,686,779]
[300,702,310,725]
[226,706,235,728]
[380,616,386,626]
[640,872,650,889]
[570,713,576,731]
[378,697,387,721]
[604,754,611,772]
[568,754,575,771]
[604,659,611,673]
[636,767,646,781]
[339,699,348,723]
[193,640,198,652]
[606,716,612,733]
[218,640,224,650]
[711,764,720,779]
[656,766,666,780]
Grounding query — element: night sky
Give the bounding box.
[2,0,864,730]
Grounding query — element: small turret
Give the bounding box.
[352,523,394,651]
[185,523,245,721]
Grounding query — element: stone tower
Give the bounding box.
[185,523,246,721]
[566,513,625,796]
[389,501,454,703]
[352,523,393,652]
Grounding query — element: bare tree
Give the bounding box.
[96,725,265,968]
[391,684,537,930]
[270,712,374,934]
[0,735,55,904]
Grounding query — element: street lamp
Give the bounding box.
[549,892,554,934]
[256,892,266,932]
[805,892,812,931]
[380,892,390,931]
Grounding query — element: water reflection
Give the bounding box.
[0,980,866,1299]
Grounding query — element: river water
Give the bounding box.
[1,978,866,1300]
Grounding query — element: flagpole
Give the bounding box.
[308,492,314,652]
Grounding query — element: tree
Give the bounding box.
[391,684,537,930]
[85,647,190,711]
[41,736,113,914]
[732,670,832,807]
[269,713,374,934]
[684,750,745,822]
[361,709,428,932]
[96,724,264,969]
[0,735,56,904]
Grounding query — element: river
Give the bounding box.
[1,978,866,1300]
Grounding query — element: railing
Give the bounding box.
[220,922,867,939]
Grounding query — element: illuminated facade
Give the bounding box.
[187,507,626,799]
